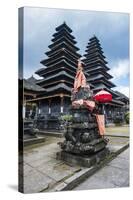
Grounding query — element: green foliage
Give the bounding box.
[60,114,73,122]
[125,112,129,124]
[113,117,122,126]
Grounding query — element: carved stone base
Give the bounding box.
[56,148,110,168]
[59,137,108,155]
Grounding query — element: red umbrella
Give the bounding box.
[94,89,112,103]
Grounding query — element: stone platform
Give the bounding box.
[56,148,109,168]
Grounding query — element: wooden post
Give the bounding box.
[60,94,64,113]
[38,101,41,115]
[23,103,26,119]
[102,104,106,125]
[48,99,51,114]
[35,103,38,118]
[102,104,105,114]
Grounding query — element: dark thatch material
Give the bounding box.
[24,77,45,92]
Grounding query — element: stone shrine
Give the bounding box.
[57,60,109,167]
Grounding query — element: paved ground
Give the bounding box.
[22,136,82,193]
[74,148,129,190]
[105,126,129,137]
[21,126,129,193]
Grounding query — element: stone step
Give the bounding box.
[37,130,64,138]
[24,136,46,146]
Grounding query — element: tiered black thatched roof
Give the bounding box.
[114,91,129,104]
[24,76,45,93]
[35,22,92,97]
[83,36,117,97]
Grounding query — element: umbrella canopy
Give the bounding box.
[94,89,112,103]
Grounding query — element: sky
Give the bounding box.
[21,7,129,97]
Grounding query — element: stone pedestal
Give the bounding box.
[57,148,110,168]
[58,106,108,155]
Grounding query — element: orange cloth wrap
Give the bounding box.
[96,115,105,136]
[74,70,87,91]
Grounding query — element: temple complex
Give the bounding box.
[24,23,129,127]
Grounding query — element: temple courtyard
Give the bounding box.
[21,126,129,193]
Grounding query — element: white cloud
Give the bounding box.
[24,7,60,42]
[109,59,129,80]
[24,67,42,79]
[24,7,129,43]
[113,85,129,97]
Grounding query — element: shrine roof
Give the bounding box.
[52,29,75,41]
[35,67,46,74]
[88,76,116,88]
[111,99,125,106]
[85,65,110,73]
[24,78,45,92]
[45,41,80,56]
[114,91,129,101]
[46,83,71,93]
[45,46,81,58]
[55,22,72,33]
[41,49,79,66]
[36,59,78,77]
[85,58,108,65]
[49,35,77,49]
[27,75,37,84]
[37,71,74,84]
[87,69,113,79]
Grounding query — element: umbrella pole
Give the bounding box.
[102,104,105,114]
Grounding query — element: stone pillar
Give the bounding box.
[60,94,64,114]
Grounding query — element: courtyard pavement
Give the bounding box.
[22,136,81,193]
[21,126,129,193]
[105,126,129,137]
[73,148,129,190]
